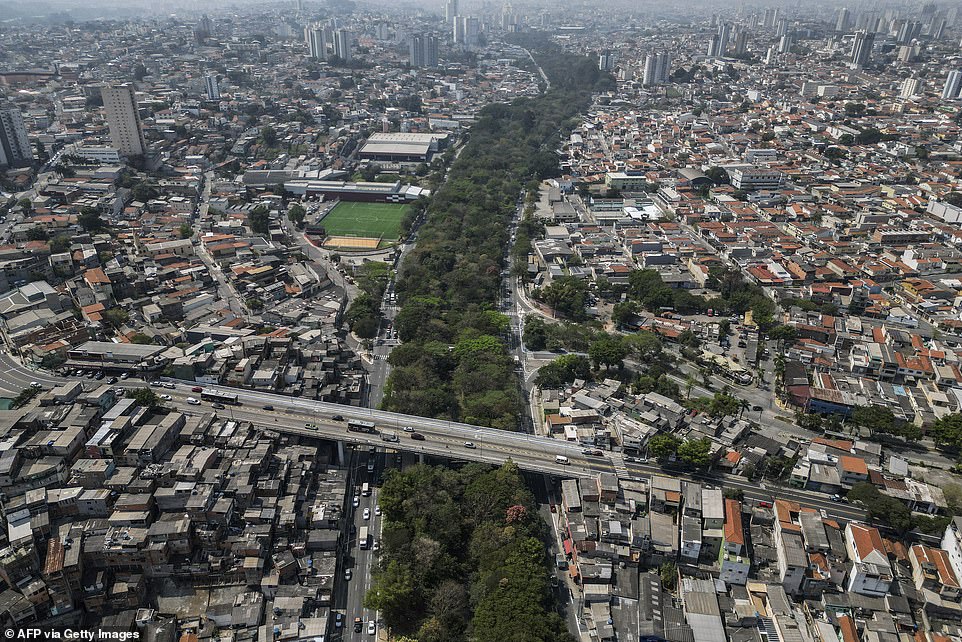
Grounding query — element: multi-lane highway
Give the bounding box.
[335,447,383,641]
[0,353,867,522]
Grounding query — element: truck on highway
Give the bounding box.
[361,482,370,497]
[358,526,370,549]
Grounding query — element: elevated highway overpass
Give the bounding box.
[0,354,867,522]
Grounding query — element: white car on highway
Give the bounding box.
[363,508,370,520]
[160,394,172,401]
[186,397,201,405]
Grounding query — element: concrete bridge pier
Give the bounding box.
[337,440,346,465]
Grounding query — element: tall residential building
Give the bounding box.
[900,77,921,99]
[101,84,146,158]
[194,14,212,42]
[205,74,220,100]
[334,29,352,62]
[897,44,920,63]
[454,16,479,49]
[763,8,778,29]
[453,17,465,44]
[642,53,670,86]
[717,23,731,55]
[598,51,615,72]
[733,30,748,56]
[775,18,788,37]
[445,0,458,23]
[931,17,947,40]
[850,31,874,66]
[836,7,850,32]
[409,34,439,68]
[897,20,922,44]
[306,26,328,60]
[465,16,480,48]
[856,12,881,33]
[501,3,516,30]
[778,33,794,54]
[942,70,962,100]
[707,35,721,57]
[0,102,33,169]
[656,53,671,83]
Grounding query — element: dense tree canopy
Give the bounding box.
[534,354,591,388]
[249,204,270,235]
[648,434,680,460]
[930,413,962,453]
[127,387,161,410]
[678,438,713,468]
[384,37,612,430]
[851,405,921,442]
[287,203,306,226]
[705,166,730,185]
[847,482,912,533]
[78,207,105,233]
[369,462,574,642]
[533,276,588,320]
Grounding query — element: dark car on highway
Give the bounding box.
[410,432,425,441]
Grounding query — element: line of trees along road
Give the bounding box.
[382,35,614,430]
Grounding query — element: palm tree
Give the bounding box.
[700,366,712,389]
[739,398,750,418]
[685,374,696,400]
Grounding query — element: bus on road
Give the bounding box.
[201,390,239,405]
[347,419,377,433]
[358,526,370,549]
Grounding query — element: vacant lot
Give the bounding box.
[320,201,409,245]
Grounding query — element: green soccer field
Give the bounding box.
[320,201,410,241]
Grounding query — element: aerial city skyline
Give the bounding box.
[2,1,962,641]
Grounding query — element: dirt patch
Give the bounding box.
[323,236,380,249]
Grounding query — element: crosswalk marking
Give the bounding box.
[609,452,630,477]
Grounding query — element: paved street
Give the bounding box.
[335,447,383,641]
[196,171,247,316]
